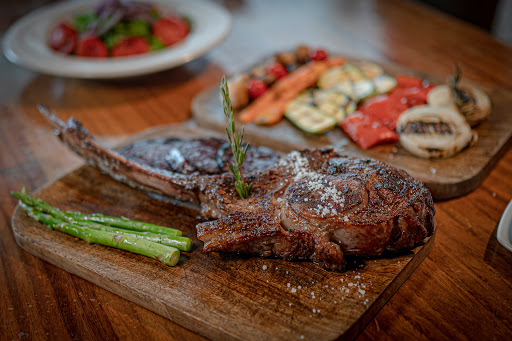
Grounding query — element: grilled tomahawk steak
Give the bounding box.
[38,105,435,271]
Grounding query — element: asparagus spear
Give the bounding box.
[72,220,192,251]
[15,195,192,251]
[12,190,182,236]
[20,205,180,266]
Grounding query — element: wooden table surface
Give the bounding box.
[1,0,511,339]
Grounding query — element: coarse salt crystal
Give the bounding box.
[262,265,267,270]
[291,288,297,293]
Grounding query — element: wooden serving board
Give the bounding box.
[191,60,512,201]
[12,124,435,341]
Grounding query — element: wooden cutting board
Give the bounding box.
[191,60,512,201]
[11,123,435,341]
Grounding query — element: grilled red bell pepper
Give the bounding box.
[341,111,399,149]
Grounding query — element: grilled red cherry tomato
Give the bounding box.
[265,62,288,79]
[309,48,328,61]
[111,37,150,57]
[75,36,108,58]
[48,22,77,55]
[152,16,189,46]
[247,79,268,100]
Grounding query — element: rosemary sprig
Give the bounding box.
[220,75,253,199]
[448,63,461,91]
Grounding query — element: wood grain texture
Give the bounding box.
[1,0,512,340]
[192,59,512,201]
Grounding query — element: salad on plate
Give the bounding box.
[48,0,190,58]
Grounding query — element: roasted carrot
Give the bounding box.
[239,58,346,125]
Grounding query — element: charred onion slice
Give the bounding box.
[396,105,474,159]
[427,84,491,127]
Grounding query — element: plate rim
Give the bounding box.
[2,0,232,79]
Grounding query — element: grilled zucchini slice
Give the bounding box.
[285,101,337,134]
[318,63,376,101]
[293,88,355,123]
[352,60,384,79]
[317,66,356,99]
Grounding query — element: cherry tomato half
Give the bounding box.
[266,62,288,80]
[152,16,189,46]
[48,22,77,55]
[309,48,328,61]
[111,37,150,57]
[247,79,268,100]
[75,36,108,58]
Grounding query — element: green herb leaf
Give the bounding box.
[220,75,253,199]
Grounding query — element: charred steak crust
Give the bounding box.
[196,149,435,271]
[38,106,436,271]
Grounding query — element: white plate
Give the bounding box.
[2,0,231,78]
[497,199,512,252]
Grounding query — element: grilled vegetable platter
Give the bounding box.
[224,45,491,160]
